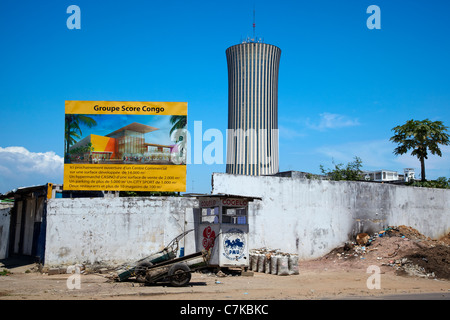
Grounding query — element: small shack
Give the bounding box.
[194,194,261,269]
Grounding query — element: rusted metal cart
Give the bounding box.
[136,249,210,286]
[113,229,211,286]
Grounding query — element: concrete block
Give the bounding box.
[48,268,60,275]
[99,268,109,274]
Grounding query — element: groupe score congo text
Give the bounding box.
[93,104,165,113]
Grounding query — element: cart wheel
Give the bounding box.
[168,263,191,287]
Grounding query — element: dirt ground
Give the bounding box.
[1,225,449,300]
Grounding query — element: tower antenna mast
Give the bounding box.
[253,6,256,41]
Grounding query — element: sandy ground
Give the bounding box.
[1,226,448,300]
[0,258,448,300]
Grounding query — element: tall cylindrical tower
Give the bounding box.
[226,41,281,175]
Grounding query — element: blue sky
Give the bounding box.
[1,0,449,194]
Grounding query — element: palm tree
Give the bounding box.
[65,121,81,152]
[65,114,98,162]
[390,119,449,182]
[169,115,187,136]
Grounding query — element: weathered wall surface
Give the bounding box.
[388,185,449,240]
[43,173,449,266]
[0,205,12,259]
[45,197,198,267]
[212,173,450,260]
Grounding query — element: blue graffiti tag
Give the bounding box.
[224,238,244,249]
[222,228,246,260]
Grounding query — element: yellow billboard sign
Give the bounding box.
[64,101,187,192]
[65,100,187,116]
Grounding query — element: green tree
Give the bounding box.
[408,177,450,189]
[169,115,187,136]
[68,142,94,160]
[320,156,363,181]
[65,114,98,162]
[390,119,449,182]
[65,121,81,151]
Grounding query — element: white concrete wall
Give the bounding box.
[45,197,198,267]
[212,173,450,260]
[43,173,449,266]
[0,205,12,259]
[388,185,450,240]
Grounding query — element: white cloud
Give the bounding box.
[307,112,360,131]
[0,146,63,193]
[279,112,359,140]
[316,139,392,168]
[279,125,307,140]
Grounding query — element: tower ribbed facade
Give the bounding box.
[226,42,281,175]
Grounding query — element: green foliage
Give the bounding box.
[119,191,180,197]
[390,119,449,181]
[0,269,11,276]
[65,114,98,162]
[406,177,450,189]
[305,173,320,180]
[169,115,187,135]
[69,142,94,156]
[320,156,363,181]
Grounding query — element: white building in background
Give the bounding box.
[403,168,415,182]
[364,170,399,182]
[363,168,415,182]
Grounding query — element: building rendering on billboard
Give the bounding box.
[68,122,181,165]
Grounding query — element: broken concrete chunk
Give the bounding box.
[48,268,60,275]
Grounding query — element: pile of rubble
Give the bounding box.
[322,225,450,280]
[392,245,450,279]
[249,248,299,276]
